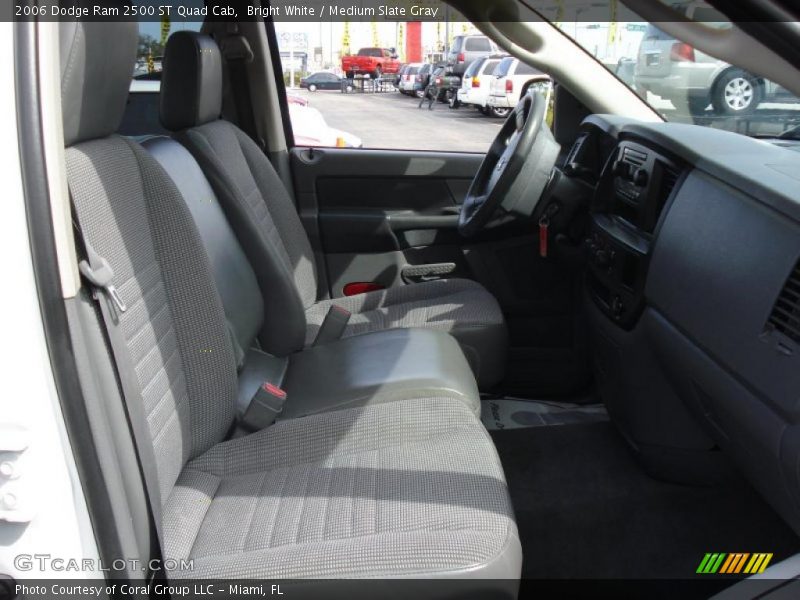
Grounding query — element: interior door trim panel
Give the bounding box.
[290,147,484,296]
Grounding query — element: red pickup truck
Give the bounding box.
[342,48,401,79]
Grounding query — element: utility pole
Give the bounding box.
[289,33,295,89]
[444,4,450,56]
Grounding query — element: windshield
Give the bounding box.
[557,15,800,138]
[483,60,502,76]
[357,48,382,57]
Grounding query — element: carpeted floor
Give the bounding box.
[491,422,800,584]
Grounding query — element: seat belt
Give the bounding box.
[239,381,287,432]
[70,207,165,557]
[220,34,263,149]
[313,305,352,346]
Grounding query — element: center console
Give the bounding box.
[587,139,683,328]
[582,135,722,485]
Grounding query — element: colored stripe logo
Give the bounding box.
[697,553,773,574]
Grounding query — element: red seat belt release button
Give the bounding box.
[262,382,287,400]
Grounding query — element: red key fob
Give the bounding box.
[539,218,549,258]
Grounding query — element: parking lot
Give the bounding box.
[290,86,800,152]
[291,88,502,152]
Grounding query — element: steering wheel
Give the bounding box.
[459,90,560,237]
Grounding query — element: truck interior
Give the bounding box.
[10,0,800,597]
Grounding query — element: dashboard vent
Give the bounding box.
[650,165,682,232]
[621,146,647,168]
[565,133,588,165]
[661,166,680,197]
[767,259,800,344]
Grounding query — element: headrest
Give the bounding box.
[59,20,138,147]
[160,32,223,131]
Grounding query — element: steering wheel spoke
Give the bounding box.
[458,91,560,237]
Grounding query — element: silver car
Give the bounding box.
[446,34,500,76]
[635,22,796,116]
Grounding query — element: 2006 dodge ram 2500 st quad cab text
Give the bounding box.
[342,47,401,79]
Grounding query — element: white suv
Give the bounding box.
[487,57,550,117]
[456,55,506,113]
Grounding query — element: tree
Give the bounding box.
[137,34,164,59]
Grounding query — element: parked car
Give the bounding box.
[634,22,797,115]
[398,63,421,94]
[289,104,363,148]
[487,57,550,117]
[446,34,500,75]
[413,63,435,98]
[391,63,407,86]
[418,66,459,107]
[300,72,343,92]
[456,55,505,113]
[615,57,637,88]
[341,47,401,79]
[433,67,462,105]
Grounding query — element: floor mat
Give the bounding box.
[492,423,799,585]
[480,397,608,431]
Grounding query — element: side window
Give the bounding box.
[119,21,203,137]
[274,21,521,152]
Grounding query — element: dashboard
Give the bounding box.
[569,115,800,534]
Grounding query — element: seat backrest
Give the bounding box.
[142,136,265,363]
[160,31,317,357]
[60,22,238,504]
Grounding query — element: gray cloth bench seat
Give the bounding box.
[158,31,508,389]
[59,19,521,593]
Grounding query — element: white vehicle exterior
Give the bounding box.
[487,57,550,117]
[457,55,505,111]
[288,104,363,148]
[398,63,422,94]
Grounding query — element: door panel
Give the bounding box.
[291,147,483,295]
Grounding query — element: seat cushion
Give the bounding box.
[282,328,481,418]
[306,279,507,389]
[162,398,521,582]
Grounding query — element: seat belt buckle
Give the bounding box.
[240,381,287,432]
[313,305,351,346]
[79,255,127,313]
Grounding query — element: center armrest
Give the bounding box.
[281,328,480,419]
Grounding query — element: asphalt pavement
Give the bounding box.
[291,87,503,152]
